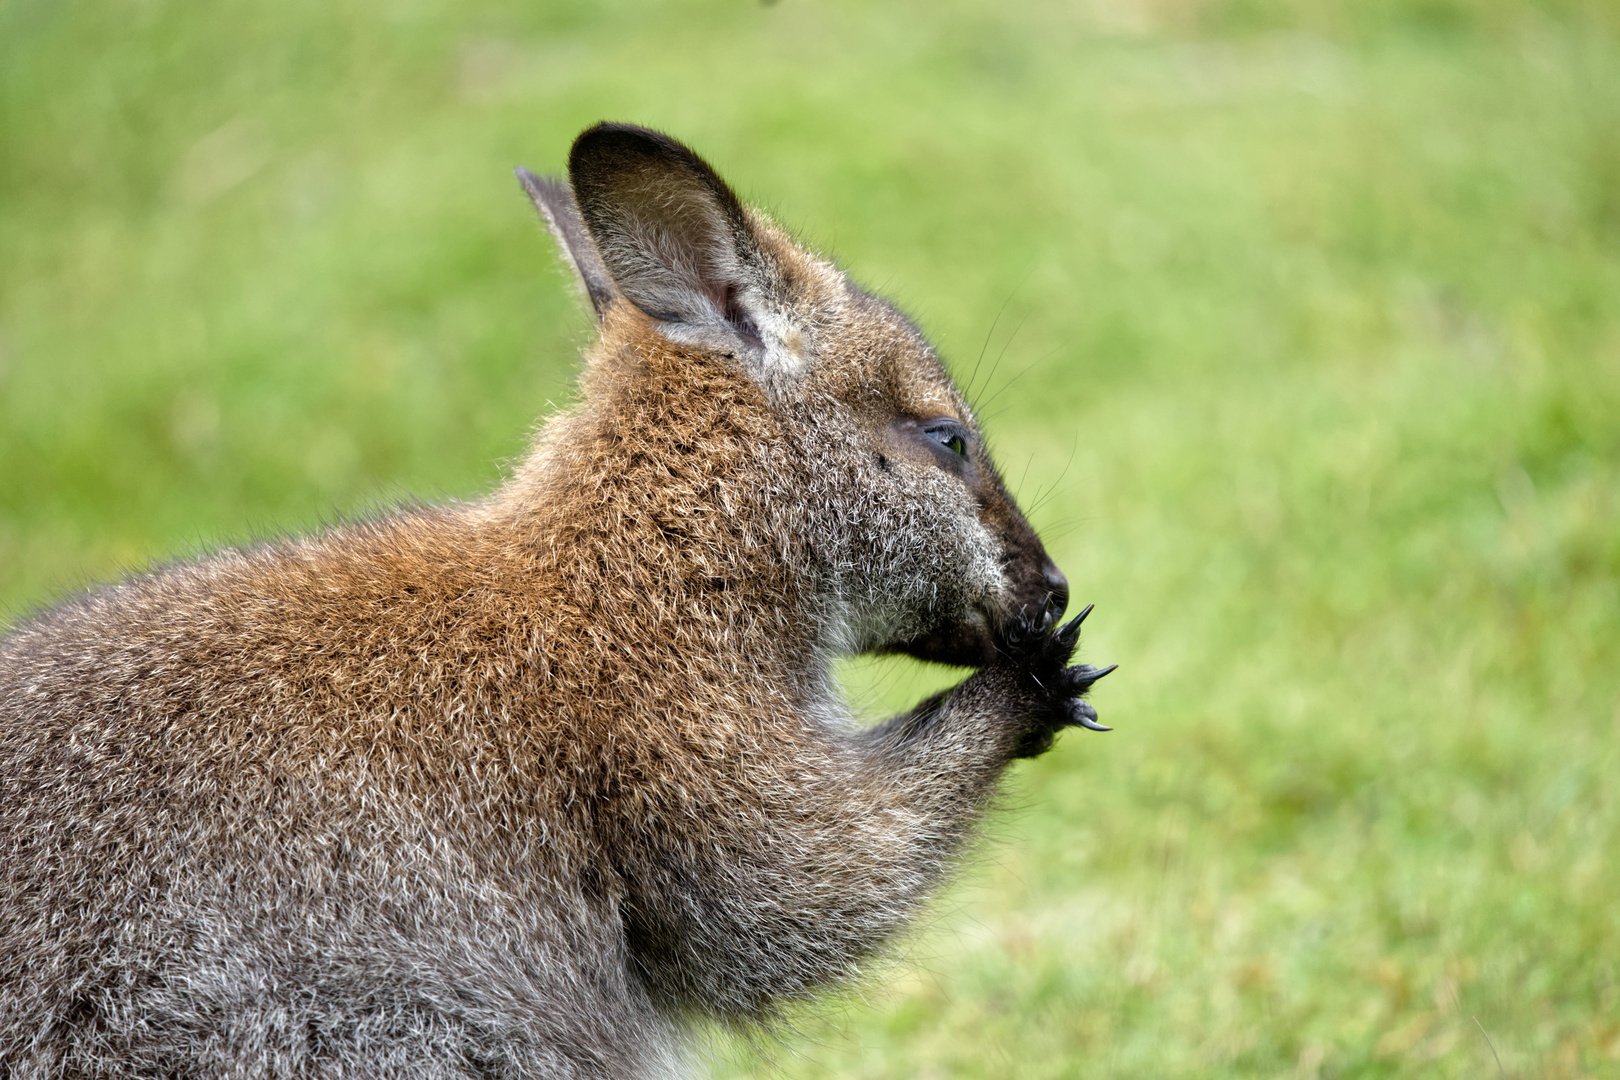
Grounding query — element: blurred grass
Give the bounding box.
[3,0,1619,1076]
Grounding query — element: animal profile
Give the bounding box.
[0,122,1114,1078]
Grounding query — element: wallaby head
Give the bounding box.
[519,123,1067,669]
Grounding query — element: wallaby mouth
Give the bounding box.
[882,562,1070,668]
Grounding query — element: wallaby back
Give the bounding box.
[0,123,1112,1079]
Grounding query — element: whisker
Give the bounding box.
[1026,434,1080,515]
[977,344,1056,417]
[967,271,1034,409]
[968,292,1014,406]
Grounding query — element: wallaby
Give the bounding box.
[0,123,1114,1078]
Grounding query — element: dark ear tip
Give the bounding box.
[570,122,676,173]
[572,121,677,153]
[567,122,746,233]
[568,122,724,190]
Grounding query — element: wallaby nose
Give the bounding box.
[1041,562,1069,625]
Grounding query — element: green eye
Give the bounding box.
[923,421,971,458]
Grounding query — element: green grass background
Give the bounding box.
[3,0,1618,1075]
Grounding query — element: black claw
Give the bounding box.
[1038,593,1061,630]
[1072,662,1119,689]
[1056,603,1094,646]
[1071,700,1112,732]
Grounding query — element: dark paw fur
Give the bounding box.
[997,601,1117,758]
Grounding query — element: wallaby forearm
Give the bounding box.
[676,621,1115,1010]
[857,611,1114,839]
[611,682,1024,1017]
[859,676,1023,815]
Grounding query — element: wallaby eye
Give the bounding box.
[923,421,970,458]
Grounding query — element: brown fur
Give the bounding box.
[0,124,1109,1078]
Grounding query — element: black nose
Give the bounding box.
[1041,562,1069,623]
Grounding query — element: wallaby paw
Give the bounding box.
[997,601,1117,758]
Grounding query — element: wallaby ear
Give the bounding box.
[517,167,619,320]
[567,123,768,352]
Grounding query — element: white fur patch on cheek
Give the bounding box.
[962,517,1007,601]
[911,471,1005,605]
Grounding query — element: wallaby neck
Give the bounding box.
[487,366,833,710]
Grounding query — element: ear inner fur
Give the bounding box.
[566,122,767,347]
